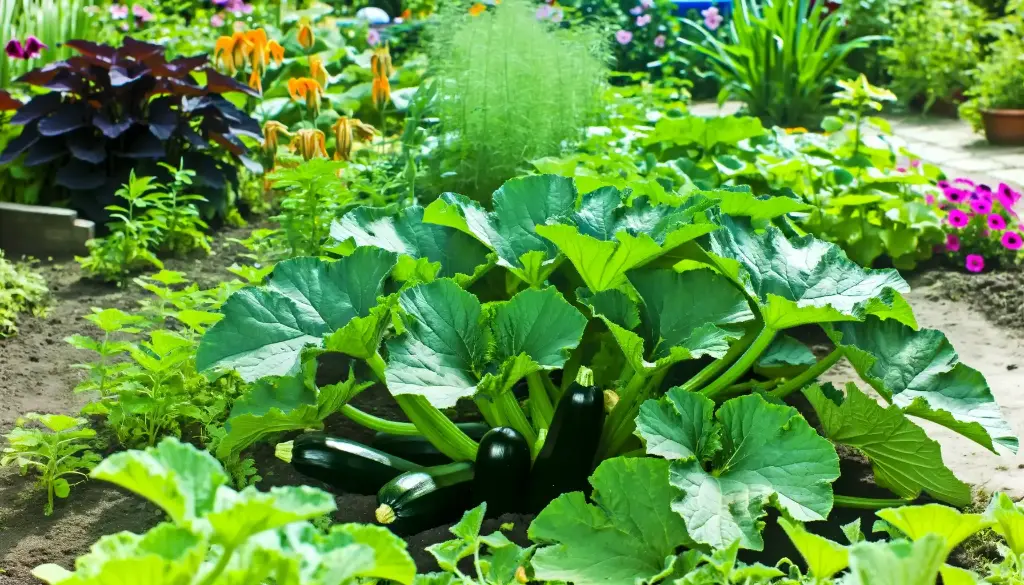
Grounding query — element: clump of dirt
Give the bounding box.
[914,267,1024,334]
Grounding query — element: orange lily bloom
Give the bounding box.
[331,116,377,161]
[213,32,251,75]
[266,40,285,65]
[262,120,291,154]
[287,77,325,116]
[290,128,328,160]
[244,28,269,74]
[297,18,315,50]
[309,55,328,89]
[468,3,486,15]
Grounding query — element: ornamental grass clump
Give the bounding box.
[428,0,609,198]
[928,178,1023,272]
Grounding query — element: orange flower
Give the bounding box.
[244,28,269,74]
[297,18,315,50]
[309,55,328,89]
[400,8,411,19]
[287,77,325,116]
[290,128,328,160]
[266,40,285,65]
[248,69,262,94]
[370,45,393,79]
[331,116,377,161]
[262,120,291,153]
[468,2,486,15]
[213,32,251,75]
[372,74,391,110]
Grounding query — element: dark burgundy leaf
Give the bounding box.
[66,129,107,164]
[117,37,164,62]
[211,131,244,156]
[65,40,116,62]
[179,125,207,149]
[93,111,134,139]
[147,96,178,140]
[9,92,61,125]
[0,90,21,112]
[228,116,261,140]
[0,123,41,164]
[204,68,260,97]
[168,55,208,73]
[160,77,207,97]
[117,129,165,158]
[41,69,87,93]
[55,158,107,190]
[109,64,151,87]
[38,101,92,137]
[23,137,68,166]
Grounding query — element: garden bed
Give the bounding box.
[2,220,1023,584]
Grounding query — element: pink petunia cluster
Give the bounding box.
[929,178,1023,272]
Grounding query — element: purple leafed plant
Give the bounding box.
[0,38,263,222]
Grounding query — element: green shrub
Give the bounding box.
[427,0,609,198]
[960,15,1024,131]
[882,0,986,112]
[0,250,47,337]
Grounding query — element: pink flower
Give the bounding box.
[965,254,985,273]
[654,34,666,48]
[4,39,24,59]
[616,29,633,44]
[945,233,960,252]
[702,6,723,30]
[998,182,1021,203]
[911,159,921,168]
[953,177,975,188]
[210,13,225,26]
[630,5,644,14]
[945,188,967,203]
[636,13,651,26]
[1001,231,1023,251]
[132,4,153,21]
[536,4,552,19]
[896,166,907,173]
[22,36,46,58]
[641,0,654,6]
[970,198,993,215]
[109,3,128,18]
[937,180,951,190]
[925,194,936,205]
[367,28,381,46]
[987,214,1008,231]
[947,209,970,228]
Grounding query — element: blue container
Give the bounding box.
[671,0,733,18]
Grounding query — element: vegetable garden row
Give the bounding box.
[1,0,1023,584]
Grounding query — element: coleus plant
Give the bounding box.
[195,174,1017,549]
[0,38,262,222]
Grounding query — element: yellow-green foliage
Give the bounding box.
[429,0,609,197]
[0,250,48,337]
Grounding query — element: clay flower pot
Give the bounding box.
[982,109,1024,146]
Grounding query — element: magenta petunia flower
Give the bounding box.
[636,13,651,26]
[109,3,128,18]
[945,188,967,203]
[926,194,936,205]
[536,4,552,19]
[947,209,970,228]
[654,34,666,48]
[210,12,225,26]
[132,4,153,21]
[897,166,907,173]
[22,36,46,58]
[4,39,24,59]
[977,183,992,194]
[630,5,644,14]
[965,254,985,273]
[953,177,975,187]
[945,233,961,252]
[702,6,723,30]
[971,198,993,215]
[937,180,950,189]
[998,182,1021,203]
[615,29,633,44]
[911,159,921,168]
[1002,231,1023,250]
[987,214,1007,231]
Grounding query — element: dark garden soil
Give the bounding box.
[2,233,1024,583]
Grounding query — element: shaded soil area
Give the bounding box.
[2,240,1023,582]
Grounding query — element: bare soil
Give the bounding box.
[2,238,1023,583]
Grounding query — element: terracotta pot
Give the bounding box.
[982,109,1024,146]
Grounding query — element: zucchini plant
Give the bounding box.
[196,174,1017,547]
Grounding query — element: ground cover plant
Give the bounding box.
[0,249,47,336]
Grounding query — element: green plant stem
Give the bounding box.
[678,326,760,393]
[603,370,668,457]
[698,327,777,399]
[493,390,537,448]
[366,352,479,461]
[197,545,237,585]
[526,372,553,430]
[833,495,913,510]
[339,404,421,435]
[768,348,844,400]
[597,370,649,455]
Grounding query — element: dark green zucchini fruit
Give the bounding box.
[375,462,475,535]
[275,433,420,495]
[473,427,531,516]
[371,421,490,466]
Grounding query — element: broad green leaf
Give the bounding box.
[698,188,812,221]
[754,335,816,378]
[641,390,839,550]
[580,268,754,373]
[529,457,694,585]
[635,383,721,462]
[330,205,490,280]
[939,565,980,585]
[207,485,336,548]
[197,248,397,381]
[875,504,991,556]
[986,493,1024,556]
[847,536,947,585]
[804,383,971,506]
[704,214,914,329]
[91,437,229,524]
[534,189,717,292]
[644,116,766,150]
[386,280,586,408]
[828,317,1018,453]
[777,517,849,579]
[328,523,417,585]
[423,175,577,286]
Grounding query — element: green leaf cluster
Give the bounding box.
[0,249,48,337]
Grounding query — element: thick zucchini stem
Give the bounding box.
[596,371,649,458]
[340,404,422,435]
[833,495,913,509]
[494,391,537,448]
[768,348,843,399]
[526,372,554,430]
[698,326,777,399]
